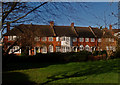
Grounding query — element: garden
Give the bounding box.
[2,50,120,85]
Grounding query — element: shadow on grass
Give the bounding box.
[2,72,36,85]
[3,62,67,71]
[41,59,119,85]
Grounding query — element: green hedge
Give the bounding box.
[3,51,92,63]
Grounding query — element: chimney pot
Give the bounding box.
[109,25,112,30]
[71,23,74,27]
[50,21,54,27]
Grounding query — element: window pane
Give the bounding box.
[56,37,60,41]
[41,37,46,41]
[91,38,95,42]
[56,46,60,52]
[48,37,53,41]
[79,38,84,42]
[85,38,89,42]
[73,37,77,42]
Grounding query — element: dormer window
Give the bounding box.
[41,37,46,41]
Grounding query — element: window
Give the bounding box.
[106,38,109,42]
[111,38,114,42]
[41,46,47,53]
[66,47,70,52]
[66,37,70,41]
[98,38,101,42]
[113,46,116,51]
[91,38,95,42]
[79,38,84,42]
[109,46,113,50]
[62,47,66,52]
[106,46,109,50]
[73,37,77,42]
[34,37,40,41]
[56,46,61,52]
[85,45,89,51]
[48,45,53,52]
[41,37,46,41]
[48,37,53,41]
[79,45,84,51]
[9,46,21,53]
[85,38,89,42]
[8,36,17,41]
[61,37,66,41]
[56,37,60,41]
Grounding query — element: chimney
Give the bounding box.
[71,22,78,37]
[71,22,74,28]
[7,22,10,33]
[109,25,112,30]
[50,21,56,36]
[50,21,54,27]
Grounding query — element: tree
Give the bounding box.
[2,2,90,55]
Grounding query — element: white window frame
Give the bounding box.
[85,45,89,51]
[62,47,66,52]
[41,46,47,53]
[79,38,84,42]
[85,38,89,42]
[111,38,114,42]
[9,46,21,54]
[98,38,101,42]
[8,36,17,41]
[41,37,47,41]
[48,45,53,52]
[56,37,60,41]
[56,46,61,52]
[48,37,53,41]
[79,45,84,51]
[91,38,95,42]
[34,37,40,41]
[73,37,77,42]
[106,46,109,50]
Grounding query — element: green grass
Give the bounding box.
[3,59,120,84]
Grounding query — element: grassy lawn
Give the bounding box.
[3,59,120,84]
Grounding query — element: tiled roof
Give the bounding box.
[53,26,77,37]
[75,27,95,38]
[91,27,103,38]
[112,29,120,33]
[4,24,116,38]
[4,24,55,37]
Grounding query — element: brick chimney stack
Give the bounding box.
[71,22,74,28]
[50,21,54,27]
[7,22,10,33]
[109,25,112,30]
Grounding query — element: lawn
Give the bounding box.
[3,58,120,85]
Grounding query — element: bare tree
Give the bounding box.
[2,2,90,55]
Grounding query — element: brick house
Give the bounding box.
[3,21,119,55]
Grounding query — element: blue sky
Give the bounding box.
[24,2,118,29]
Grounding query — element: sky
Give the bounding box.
[23,2,118,29]
[0,2,119,36]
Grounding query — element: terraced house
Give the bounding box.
[3,21,119,55]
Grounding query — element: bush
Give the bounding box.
[3,51,92,63]
[112,48,120,59]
